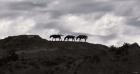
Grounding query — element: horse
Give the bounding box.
[76,35,88,42]
[64,35,75,41]
[50,34,63,41]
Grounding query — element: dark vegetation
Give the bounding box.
[0,35,139,74]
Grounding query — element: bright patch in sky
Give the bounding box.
[0,17,35,38]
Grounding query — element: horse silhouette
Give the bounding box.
[50,34,63,41]
[76,35,88,42]
[64,35,75,41]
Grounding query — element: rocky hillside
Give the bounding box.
[0,35,139,74]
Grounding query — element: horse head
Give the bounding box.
[64,37,67,41]
[76,36,79,40]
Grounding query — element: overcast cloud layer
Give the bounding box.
[0,0,140,46]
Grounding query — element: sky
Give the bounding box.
[0,0,140,46]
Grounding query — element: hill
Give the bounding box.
[0,35,139,74]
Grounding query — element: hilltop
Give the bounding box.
[0,35,139,74]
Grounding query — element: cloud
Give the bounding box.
[0,0,140,46]
[0,16,35,38]
[57,13,126,45]
[8,1,47,11]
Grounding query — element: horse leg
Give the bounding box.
[85,39,87,42]
[60,37,62,41]
[60,38,63,41]
[59,38,61,41]
[72,38,74,42]
[73,39,75,42]
[80,39,82,42]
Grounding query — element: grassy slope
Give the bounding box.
[0,35,139,74]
